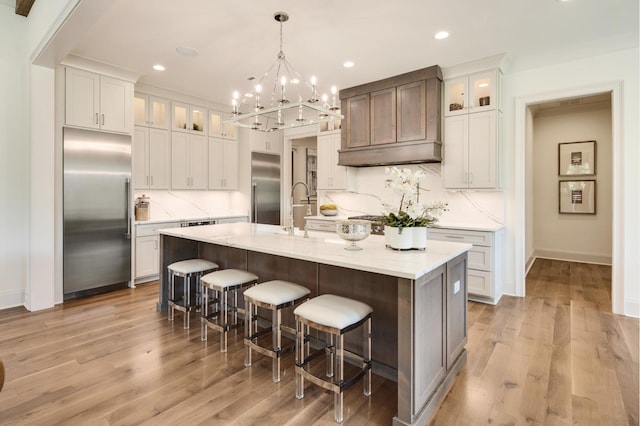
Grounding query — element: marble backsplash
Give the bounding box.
[133,190,248,222]
[317,163,505,229]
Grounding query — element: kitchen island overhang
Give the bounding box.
[158,222,471,426]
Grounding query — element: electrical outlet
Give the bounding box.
[454,280,461,294]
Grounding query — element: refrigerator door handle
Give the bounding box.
[252,182,258,223]
[125,178,131,239]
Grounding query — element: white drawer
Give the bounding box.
[428,228,493,246]
[136,221,181,237]
[468,269,493,297]
[306,219,336,232]
[468,245,492,271]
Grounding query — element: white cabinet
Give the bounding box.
[209,110,237,140]
[317,131,356,191]
[444,69,500,117]
[135,235,159,279]
[135,221,181,282]
[443,68,501,190]
[171,133,208,189]
[172,102,208,135]
[134,93,170,129]
[65,67,133,134]
[250,130,282,154]
[428,227,503,304]
[443,111,498,189]
[133,126,171,190]
[208,137,238,190]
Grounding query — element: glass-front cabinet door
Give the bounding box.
[210,110,237,140]
[172,102,189,131]
[172,102,207,134]
[444,77,467,116]
[468,70,498,113]
[444,69,499,116]
[135,93,169,128]
[149,97,169,129]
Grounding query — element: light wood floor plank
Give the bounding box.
[0,260,637,425]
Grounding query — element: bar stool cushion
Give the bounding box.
[244,280,310,305]
[202,269,259,289]
[294,294,372,330]
[168,259,218,275]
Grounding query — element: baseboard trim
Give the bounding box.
[0,289,24,311]
[533,250,612,266]
[624,300,640,319]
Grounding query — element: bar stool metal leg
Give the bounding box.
[295,319,304,399]
[221,287,228,352]
[168,271,175,322]
[335,333,344,424]
[364,317,372,396]
[272,306,281,382]
[183,275,190,329]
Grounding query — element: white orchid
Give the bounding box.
[382,167,447,230]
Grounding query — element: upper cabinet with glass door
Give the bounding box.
[444,69,501,116]
[172,102,208,135]
[209,110,237,140]
[134,93,169,129]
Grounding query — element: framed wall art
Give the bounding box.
[558,140,596,176]
[559,180,596,214]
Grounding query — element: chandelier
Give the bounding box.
[223,11,343,132]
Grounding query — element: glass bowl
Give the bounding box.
[335,220,371,251]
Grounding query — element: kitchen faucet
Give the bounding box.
[289,181,312,237]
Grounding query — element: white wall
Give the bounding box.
[532,101,612,264]
[506,47,639,316]
[0,6,29,308]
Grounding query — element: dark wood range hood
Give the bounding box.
[338,65,442,167]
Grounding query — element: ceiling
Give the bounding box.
[42,0,638,108]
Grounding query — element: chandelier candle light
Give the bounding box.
[223,12,343,132]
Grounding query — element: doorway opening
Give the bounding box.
[516,81,623,314]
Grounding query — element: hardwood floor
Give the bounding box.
[0,259,637,425]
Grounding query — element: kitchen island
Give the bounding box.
[158,222,471,426]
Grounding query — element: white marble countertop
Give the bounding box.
[160,222,471,280]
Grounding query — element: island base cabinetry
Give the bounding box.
[158,231,468,426]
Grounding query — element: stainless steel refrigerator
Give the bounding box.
[63,127,132,299]
[251,152,281,225]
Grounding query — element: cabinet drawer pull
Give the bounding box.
[95,113,99,125]
[446,235,465,239]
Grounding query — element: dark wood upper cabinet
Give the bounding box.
[339,65,442,167]
[371,87,396,145]
[344,94,370,148]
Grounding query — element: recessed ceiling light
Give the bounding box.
[434,31,449,40]
[176,46,199,57]
[153,64,165,71]
[343,61,355,68]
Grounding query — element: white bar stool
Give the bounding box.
[294,294,372,424]
[167,259,219,329]
[243,280,311,383]
[201,269,259,352]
